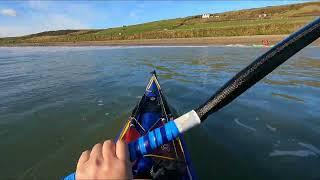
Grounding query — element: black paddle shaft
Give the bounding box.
[195,17,320,121]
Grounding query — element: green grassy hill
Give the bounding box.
[1,2,319,45]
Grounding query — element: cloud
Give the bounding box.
[0,8,17,17]
[0,1,97,37]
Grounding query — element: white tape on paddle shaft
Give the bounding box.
[173,110,201,133]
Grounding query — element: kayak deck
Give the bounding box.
[118,72,195,179]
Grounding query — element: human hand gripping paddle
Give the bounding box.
[64,17,319,179]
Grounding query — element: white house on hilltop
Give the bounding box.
[202,13,210,19]
[258,13,267,18]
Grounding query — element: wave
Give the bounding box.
[225,44,274,48]
[270,141,320,158]
[269,150,316,157]
[298,142,320,155]
[234,118,256,132]
[225,44,251,47]
[266,124,277,132]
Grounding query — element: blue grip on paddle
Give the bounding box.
[129,121,180,161]
[63,121,180,177]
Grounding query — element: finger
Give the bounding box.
[102,140,116,159]
[90,143,103,159]
[77,150,90,168]
[116,140,129,161]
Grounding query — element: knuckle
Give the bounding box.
[93,143,102,149]
[95,143,102,147]
[82,150,89,155]
[103,140,114,148]
[103,139,113,145]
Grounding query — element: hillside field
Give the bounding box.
[0,2,319,45]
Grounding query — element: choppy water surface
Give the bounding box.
[0,46,319,179]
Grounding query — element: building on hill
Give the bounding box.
[202,13,210,19]
[258,13,267,18]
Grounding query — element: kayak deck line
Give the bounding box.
[63,72,196,180]
[119,71,196,179]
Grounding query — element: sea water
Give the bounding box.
[0,46,319,179]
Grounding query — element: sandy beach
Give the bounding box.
[2,35,319,47]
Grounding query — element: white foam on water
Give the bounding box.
[252,44,265,48]
[224,44,275,48]
[269,150,316,157]
[266,124,277,132]
[273,140,281,147]
[98,103,104,106]
[105,113,109,116]
[253,44,275,48]
[96,45,211,49]
[148,45,210,48]
[225,44,250,47]
[298,142,320,155]
[234,118,256,132]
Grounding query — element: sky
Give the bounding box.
[0,0,313,37]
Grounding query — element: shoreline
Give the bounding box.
[1,35,320,47]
